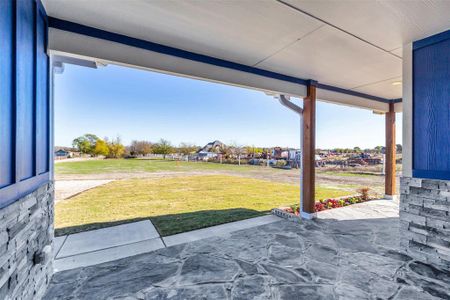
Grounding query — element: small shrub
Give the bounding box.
[290,204,299,213]
[358,187,370,201]
[348,197,358,204]
[276,160,287,167]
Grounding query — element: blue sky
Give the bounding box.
[55,64,402,149]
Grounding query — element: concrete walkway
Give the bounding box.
[55,180,113,202]
[54,216,280,272]
[45,214,450,299]
[317,198,399,220]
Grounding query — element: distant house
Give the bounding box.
[198,140,224,153]
[54,147,80,159]
[55,149,69,157]
[196,141,225,160]
[197,151,218,159]
[272,147,300,160]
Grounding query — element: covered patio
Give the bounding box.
[44,205,449,300]
[1,0,450,299]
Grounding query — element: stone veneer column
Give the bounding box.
[400,177,450,270]
[0,183,54,299]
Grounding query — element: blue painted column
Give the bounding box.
[400,29,450,270]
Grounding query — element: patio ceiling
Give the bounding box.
[43,0,450,112]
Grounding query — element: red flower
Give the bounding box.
[314,202,326,212]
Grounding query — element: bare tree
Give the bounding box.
[178,143,199,156]
[129,140,152,156]
[229,142,244,165]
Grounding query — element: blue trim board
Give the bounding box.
[413,170,450,181]
[413,29,450,51]
[36,0,47,20]
[317,83,391,103]
[0,173,49,209]
[47,17,401,104]
[0,0,15,188]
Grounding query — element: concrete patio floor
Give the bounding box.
[45,205,450,299]
[53,216,281,272]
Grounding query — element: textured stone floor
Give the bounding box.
[44,217,450,300]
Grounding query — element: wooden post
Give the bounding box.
[385,103,396,196]
[302,83,316,214]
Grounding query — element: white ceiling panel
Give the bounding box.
[283,0,450,52]
[390,47,403,58]
[352,76,402,100]
[257,25,402,96]
[43,0,323,66]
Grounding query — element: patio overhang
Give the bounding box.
[47,21,394,113]
[40,0,450,113]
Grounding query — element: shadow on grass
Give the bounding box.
[55,208,269,237]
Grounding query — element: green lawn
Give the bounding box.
[55,158,255,174]
[322,171,380,177]
[55,175,350,236]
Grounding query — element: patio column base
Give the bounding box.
[300,211,317,220]
[384,194,398,201]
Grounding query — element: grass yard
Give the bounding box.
[55,175,350,236]
[55,158,255,174]
[322,171,380,177]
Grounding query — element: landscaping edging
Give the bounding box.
[272,188,379,221]
[271,208,302,223]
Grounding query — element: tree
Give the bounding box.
[228,142,244,164]
[107,137,125,158]
[129,140,152,156]
[353,147,361,153]
[72,133,99,155]
[374,146,384,154]
[93,139,109,157]
[178,143,198,155]
[153,139,174,159]
[245,145,263,158]
[216,143,231,159]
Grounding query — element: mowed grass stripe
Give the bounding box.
[55,159,255,174]
[55,175,350,236]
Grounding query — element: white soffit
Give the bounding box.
[43,0,323,66]
[256,25,402,90]
[352,77,402,100]
[48,29,309,103]
[283,0,450,53]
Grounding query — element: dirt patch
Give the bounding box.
[55,167,394,196]
[55,180,113,202]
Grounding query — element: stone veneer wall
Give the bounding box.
[400,177,450,269]
[0,182,54,299]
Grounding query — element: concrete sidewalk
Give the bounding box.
[54,215,280,272]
